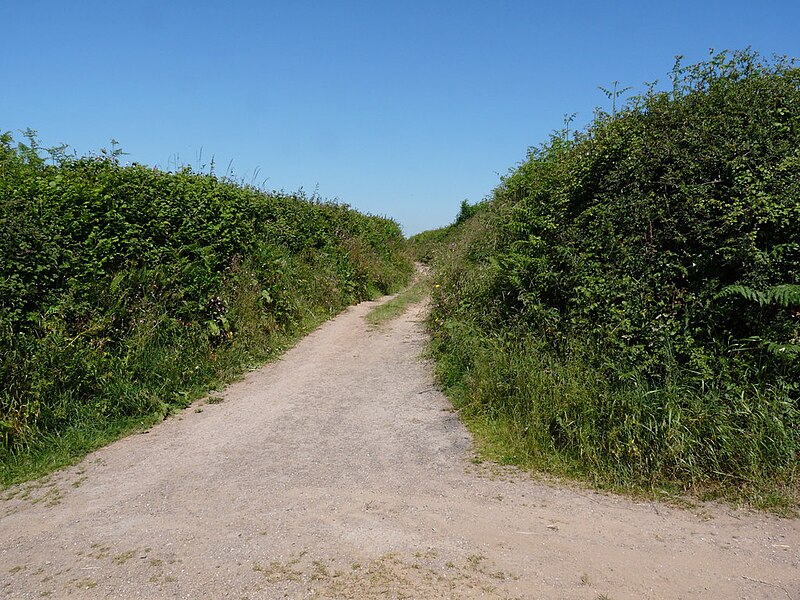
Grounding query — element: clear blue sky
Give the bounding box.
[2,1,799,235]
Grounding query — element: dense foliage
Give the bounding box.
[1,132,411,475]
[407,200,487,264]
[426,51,800,507]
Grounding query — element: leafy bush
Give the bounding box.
[0,131,412,475]
[428,50,799,507]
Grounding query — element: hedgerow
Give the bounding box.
[426,50,800,508]
[1,132,412,478]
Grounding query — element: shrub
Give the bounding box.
[0,132,412,471]
[427,50,800,506]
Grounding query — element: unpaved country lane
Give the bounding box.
[1,297,798,599]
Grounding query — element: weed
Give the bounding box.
[74,579,97,590]
[113,550,136,565]
[466,554,486,569]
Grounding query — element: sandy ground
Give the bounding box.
[1,296,798,599]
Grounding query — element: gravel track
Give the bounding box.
[1,296,798,599]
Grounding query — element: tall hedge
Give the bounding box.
[497,50,799,384]
[429,51,799,498]
[1,132,412,459]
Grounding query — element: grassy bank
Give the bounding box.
[1,132,413,484]
[417,50,800,512]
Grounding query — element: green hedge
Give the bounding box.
[428,51,799,505]
[1,131,412,466]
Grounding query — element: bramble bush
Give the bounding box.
[424,50,800,508]
[0,132,411,475]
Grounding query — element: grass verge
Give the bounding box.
[366,277,430,328]
[0,310,337,487]
[430,322,799,516]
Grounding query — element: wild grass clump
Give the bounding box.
[366,276,431,328]
[426,50,800,510]
[0,132,412,483]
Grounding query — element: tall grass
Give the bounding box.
[433,318,798,510]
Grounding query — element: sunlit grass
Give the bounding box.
[366,277,431,328]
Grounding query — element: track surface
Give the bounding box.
[2,297,798,599]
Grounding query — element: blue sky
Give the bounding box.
[2,1,799,235]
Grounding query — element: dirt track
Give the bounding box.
[1,296,798,599]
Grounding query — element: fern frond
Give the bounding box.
[717,283,800,307]
[717,284,768,305]
[764,340,800,357]
[765,284,800,307]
